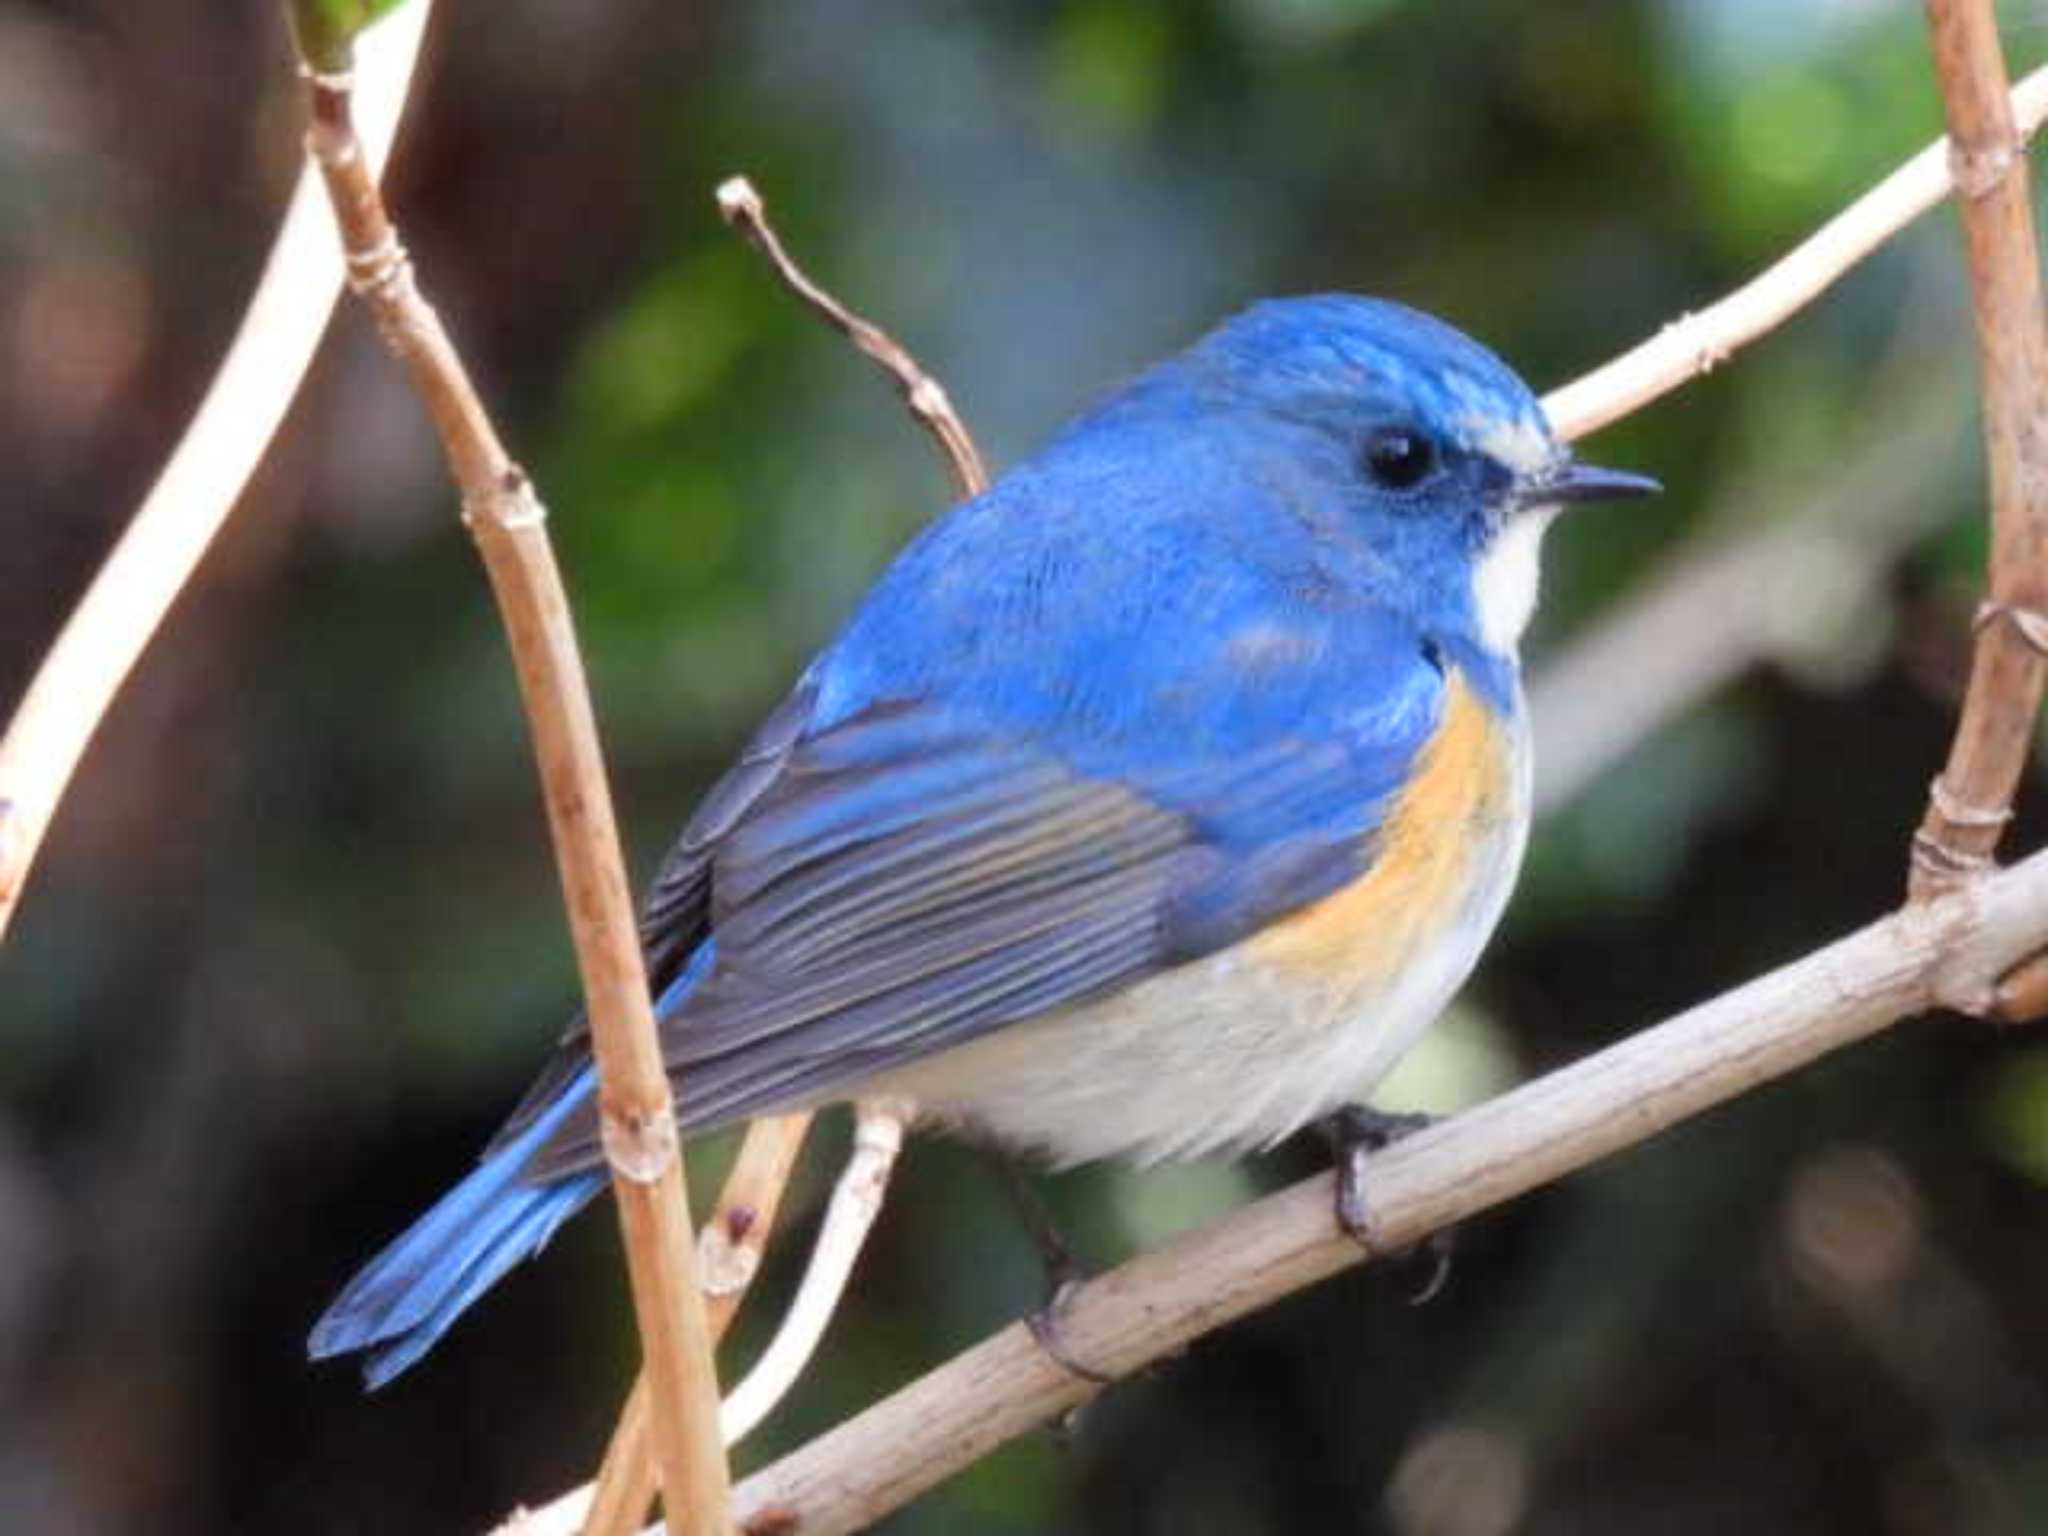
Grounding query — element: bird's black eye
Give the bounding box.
[1363,428,1437,491]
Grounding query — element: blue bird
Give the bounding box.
[310,294,1657,1386]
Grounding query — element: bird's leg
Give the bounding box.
[1318,1103,1453,1304]
[980,1146,1115,1387]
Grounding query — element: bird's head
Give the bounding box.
[1182,295,1658,654]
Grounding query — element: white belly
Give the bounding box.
[872,711,1532,1166]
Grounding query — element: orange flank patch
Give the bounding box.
[1250,669,1514,994]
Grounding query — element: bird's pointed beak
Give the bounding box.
[1525,459,1662,509]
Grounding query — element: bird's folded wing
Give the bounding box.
[511,675,1440,1180]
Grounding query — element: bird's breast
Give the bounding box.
[1247,667,1521,1002]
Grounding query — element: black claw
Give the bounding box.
[980,1146,1116,1389]
[981,1144,1088,1297]
[1404,1231,1455,1307]
[1317,1103,1454,1302]
[1333,1133,1376,1245]
[1027,1277,1116,1387]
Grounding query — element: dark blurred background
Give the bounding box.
[7,0,2048,1531]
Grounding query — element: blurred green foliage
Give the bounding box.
[286,0,410,69]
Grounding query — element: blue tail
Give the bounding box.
[308,1065,606,1388]
[313,949,720,1387]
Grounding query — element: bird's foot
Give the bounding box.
[1319,1103,1454,1304]
[981,1145,1116,1389]
[1026,1276,1115,1388]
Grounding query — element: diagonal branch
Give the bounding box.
[281,11,733,1534]
[716,176,989,499]
[1542,64,2048,442]
[719,846,2048,1536]
[1906,2,2048,908]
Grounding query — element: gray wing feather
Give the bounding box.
[517,708,1202,1178]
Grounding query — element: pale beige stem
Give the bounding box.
[719,1102,907,1445]
[0,3,430,944]
[1541,64,2048,443]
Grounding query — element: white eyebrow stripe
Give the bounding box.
[1461,410,1556,478]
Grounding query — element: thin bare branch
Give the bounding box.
[0,3,430,944]
[570,173,997,1536]
[717,846,2048,1536]
[716,176,989,498]
[1906,3,2048,904]
[286,33,732,1536]
[1541,64,2048,443]
[554,1114,814,1536]
[720,1102,906,1445]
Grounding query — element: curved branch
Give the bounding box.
[722,847,2048,1536]
[716,176,989,499]
[0,3,431,943]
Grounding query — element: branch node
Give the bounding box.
[715,175,763,225]
[462,470,547,533]
[295,60,358,94]
[908,377,951,421]
[601,1100,680,1185]
[343,230,411,302]
[1909,827,1996,887]
[1927,774,2016,829]
[697,1219,763,1298]
[1972,598,2048,654]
